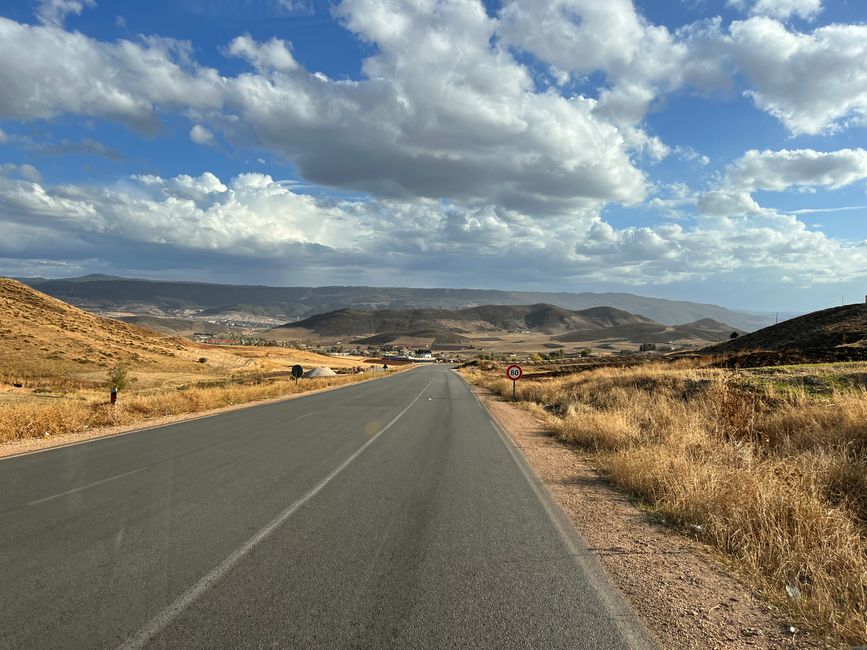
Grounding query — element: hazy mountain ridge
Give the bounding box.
[274,303,739,348]
[18,276,773,331]
[274,304,654,337]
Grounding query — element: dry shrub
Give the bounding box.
[0,373,376,443]
[463,363,867,644]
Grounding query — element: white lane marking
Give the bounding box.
[294,411,317,420]
[119,374,436,650]
[27,467,148,506]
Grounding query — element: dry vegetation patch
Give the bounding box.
[0,374,377,444]
[0,277,391,446]
[462,361,867,645]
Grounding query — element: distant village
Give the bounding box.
[188,331,698,363]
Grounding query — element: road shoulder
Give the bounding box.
[469,382,827,650]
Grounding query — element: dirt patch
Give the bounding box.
[469,383,833,649]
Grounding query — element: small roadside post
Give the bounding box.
[109,386,118,424]
[506,364,523,401]
[291,365,304,383]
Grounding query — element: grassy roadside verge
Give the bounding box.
[0,371,401,444]
[461,362,867,645]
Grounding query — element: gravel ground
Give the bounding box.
[471,383,835,650]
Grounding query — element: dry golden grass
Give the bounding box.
[0,277,391,443]
[0,373,382,443]
[463,362,867,644]
[0,278,371,387]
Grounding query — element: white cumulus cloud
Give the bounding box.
[227,34,298,73]
[189,124,215,145]
[0,18,224,134]
[0,8,646,213]
[725,148,867,192]
[727,17,867,134]
[727,0,822,21]
[1,166,865,293]
[37,0,95,26]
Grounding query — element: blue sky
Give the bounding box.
[1,0,866,312]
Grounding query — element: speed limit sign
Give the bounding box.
[506,364,523,400]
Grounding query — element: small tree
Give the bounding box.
[107,363,130,391]
[730,331,739,340]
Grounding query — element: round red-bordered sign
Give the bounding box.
[506,364,523,380]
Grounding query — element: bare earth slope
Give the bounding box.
[701,304,867,363]
[0,278,367,390]
[274,303,741,349]
[0,278,249,379]
[273,303,655,339]
[557,318,743,345]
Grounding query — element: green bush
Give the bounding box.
[106,363,130,391]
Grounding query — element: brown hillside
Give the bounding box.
[556,318,742,345]
[0,277,249,377]
[704,304,867,354]
[272,303,656,339]
[0,279,366,391]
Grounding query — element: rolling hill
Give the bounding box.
[17,275,772,331]
[272,303,737,348]
[275,303,654,338]
[0,278,251,380]
[700,303,867,363]
[114,316,227,337]
[556,318,742,345]
[0,278,367,389]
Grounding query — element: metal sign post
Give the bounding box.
[505,364,523,401]
[291,365,304,382]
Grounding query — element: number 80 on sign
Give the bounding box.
[506,364,523,380]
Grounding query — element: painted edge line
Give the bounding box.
[0,367,417,463]
[118,374,435,650]
[27,467,148,506]
[457,374,659,650]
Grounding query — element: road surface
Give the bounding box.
[0,365,655,648]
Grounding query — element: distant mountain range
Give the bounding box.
[15,275,773,331]
[273,303,741,348]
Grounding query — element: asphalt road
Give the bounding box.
[0,365,655,649]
